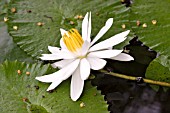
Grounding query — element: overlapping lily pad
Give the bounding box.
[129,0,170,90]
[7,0,132,58]
[0,61,108,113]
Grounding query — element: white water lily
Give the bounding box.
[35,12,134,101]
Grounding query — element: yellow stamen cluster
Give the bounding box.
[63,29,84,52]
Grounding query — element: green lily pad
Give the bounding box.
[0,61,108,113]
[0,1,33,63]
[129,0,170,90]
[7,0,132,59]
[0,0,10,14]
[0,22,34,63]
[146,57,170,91]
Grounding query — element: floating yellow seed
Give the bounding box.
[152,20,157,25]
[11,7,17,13]
[80,102,85,108]
[136,20,140,26]
[4,17,9,22]
[121,24,126,29]
[96,12,99,16]
[26,72,30,75]
[37,22,44,26]
[74,15,84,19]
[22,98,28,102]
[13,26,18,30]
[142,23,147,28]
[17,70,21,75]
[94,93,97,96]
[70,21,74,25]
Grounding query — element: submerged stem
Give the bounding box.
[100,69,170,87]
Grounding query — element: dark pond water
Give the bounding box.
[92,37,170,113]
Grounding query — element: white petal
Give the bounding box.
[46,79,62,91]
[40,50,75,60]
[60,38,67,49]
[80,41,90,56]
[88,50,123,58]
[71,68,84,101]
[89,30,130,52]
[87,57,107,70]
[87,12,91,42]
[108,47,113,50]
[51,59,74,69]
[80,58,90,80]
[59,28,69,50]
[59,49,76,59]
[91,18,113,46]
[110,53,134,61]
[35,73,60,83]
[82,12,91,42]
[40,54,62,60]
[62,59,80,80]
[82,12,89,41]
[35,59,80,83]
[60,28,67,36]
[48,46,61,54]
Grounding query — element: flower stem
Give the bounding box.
[100,69,170,87]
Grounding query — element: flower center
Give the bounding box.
[63,29,84,52]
